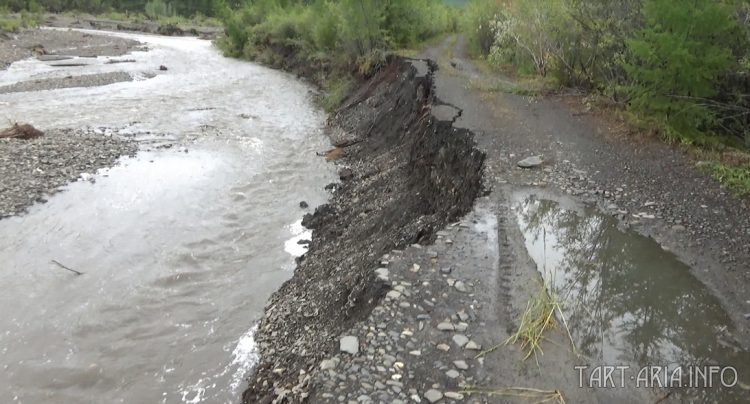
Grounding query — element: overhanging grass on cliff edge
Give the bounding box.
[215,0,459,109]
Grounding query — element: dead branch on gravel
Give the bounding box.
[51,260,84,275]
[0,123,44,140]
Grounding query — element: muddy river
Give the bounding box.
[0,31,335,403]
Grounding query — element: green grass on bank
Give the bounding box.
[0,11,41,33]
[216,0,459,111]
[60,10,222,27]
[711,163,750,197]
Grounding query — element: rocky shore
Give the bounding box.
[0,28,142,71]
[242,57,486,403]
[0,71,134,93]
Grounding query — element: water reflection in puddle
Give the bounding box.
[512,191,750,402]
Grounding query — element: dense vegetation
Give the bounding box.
[0,0,222,16]
[465,0,750,147]
[464,0,750,193]
[215,0,457,109]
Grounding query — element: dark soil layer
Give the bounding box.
[242,57,485,403]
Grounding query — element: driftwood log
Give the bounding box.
[0,123,44,140]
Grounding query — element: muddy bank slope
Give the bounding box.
[243,57,485,402]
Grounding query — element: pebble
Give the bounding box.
[452,334,469,347]
[424,389,443,403]
[453,360,468,370]
[454,281,469,293]
[444,392,464,400]
[340,336,359,355]
[375,267,389,281]
[386,290,402,300]
[464,341,481,350]
[320,358,339,370]
[437,322,455,331]
[445,369,459,379]
[440,267,452,274]
[517,155,543,168]
[436,343,450,352]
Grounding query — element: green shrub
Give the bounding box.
[623,0,737,143]
[145,0,174,19]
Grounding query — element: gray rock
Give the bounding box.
[340,336,359,355]
[375,267,389,281]
[424,389,443,403]
[440,267,452,274]
[437,322,455,331]
[445,369,460,379]
[452,334,469,347]
[517,155,543,168]
[320,358,339,370]
[454,281,469,293]
[453,360,468,370]
[465,340,481,350]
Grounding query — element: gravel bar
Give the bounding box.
[0,128,138,218]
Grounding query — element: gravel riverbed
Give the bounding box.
[0,71,133,93]
[0,28,142,71]
[0,128,138,218]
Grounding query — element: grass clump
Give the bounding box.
[319,75,354,112]
[711,163,750,196]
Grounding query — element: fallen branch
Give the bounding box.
[51,260,84,275]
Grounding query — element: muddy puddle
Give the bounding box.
[0,30,335,403]
[512,191,750,402]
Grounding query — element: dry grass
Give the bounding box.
[462,385,566,404]
[476,228,578,363]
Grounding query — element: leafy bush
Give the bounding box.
[462,0,504,56]
[623,0,737,143]
[144,0,174,19]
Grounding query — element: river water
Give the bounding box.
[0,30,335,403]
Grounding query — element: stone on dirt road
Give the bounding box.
[339,336,359,355]
[452,334,469,347]
[424,389,443,403]
[517,155,543,168]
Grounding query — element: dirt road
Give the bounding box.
[299,36,750,403]
[422,35,749,339]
